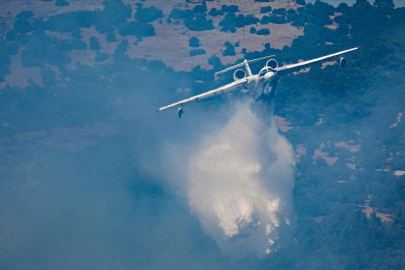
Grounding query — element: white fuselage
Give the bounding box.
[242,67,279,100]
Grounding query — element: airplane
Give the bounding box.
[157,47,360,118]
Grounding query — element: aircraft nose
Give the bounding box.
[264,72,274,81]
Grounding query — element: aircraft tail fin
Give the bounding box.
[215,54,276,76]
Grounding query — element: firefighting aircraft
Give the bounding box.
[157,47,359,118]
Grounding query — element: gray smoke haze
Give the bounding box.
[181,101,295,258]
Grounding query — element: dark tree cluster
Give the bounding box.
[168,5,214,31]
[134,4,164,23]
[5,0,161,69]
[208,4,239,16]
[219,13,260,33]
[189,49,206,56]
[256,28,270,35]
[222,41,236,56]
[260,6,272,13]
[188,37,200,47]
[261,14,289,24]
[55,0,69,6]
[118,21,155,38]
[260,7,295,25]
[11,1,158,40]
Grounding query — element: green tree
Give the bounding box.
[374,0,394,8]
[260,6,272,13]
[89,37,101,50]
[222,41,235,56]
[55,0,69,6]
[257,28,270,35]
[135,4,163,23]
[189,37,200,47]
[189,49,206,56]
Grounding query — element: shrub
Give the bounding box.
[14,19,33,33]
[220,13,259,32]
[257,28,270,35]
[89,37,101,50]
[55,0,69,6]
[189,49,206,56]
[261,15,287,24]
[223,41,236,56]
[170,8,214,31]
[193,4,207,13]
[287,9,299,21]
[189,37,200,47]
[184,15,214,31]
[220,4,239,13]
[118,21,155,38]
[273,8,286,15]
[95,1,132,33]
[292,16,306,27]
[208,54,221,68]
[169,9,192,20]
[16,11,34,19]
[208,8,218,16]
[95,52,109,62]
[106,31,117,42]
[135,5,163,23]
[260,6,272,13]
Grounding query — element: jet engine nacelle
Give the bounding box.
[266,59,278,69]
[177,107,184,119]
[338,56,346,68]
[233,69,246,81]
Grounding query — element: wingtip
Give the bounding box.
[356,46,361,49]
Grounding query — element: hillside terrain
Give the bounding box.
[0,0,404,269]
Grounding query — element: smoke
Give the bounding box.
[186,101,295,258]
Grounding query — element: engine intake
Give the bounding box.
[233,69,246,81]
[339,56,346,68]
[177,107,184,119]
[266,59,278,69]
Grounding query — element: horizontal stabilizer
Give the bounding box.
[215,54,276,76]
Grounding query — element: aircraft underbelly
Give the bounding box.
[252,82,275,101]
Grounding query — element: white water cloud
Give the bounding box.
[186,101,295,258]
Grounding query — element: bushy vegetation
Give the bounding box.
[261,14,289,24]
[260,6,272,13]
[222,41,236,56]
[55,0,69,6]
[208,54,222,69]
[189,49,206,56]
[256,28,270,35]
[169,7,214,31]
[89,37,101,50]
[208,4,239,16]
[135,4,163,23]
[118,21,155,38]
[94,52,109,62]
[189,37,200,47]
[219,13,260,32]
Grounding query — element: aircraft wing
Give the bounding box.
[157,78,247,112]
[275,47,360,76]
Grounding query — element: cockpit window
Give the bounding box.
[259,68,269,76]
